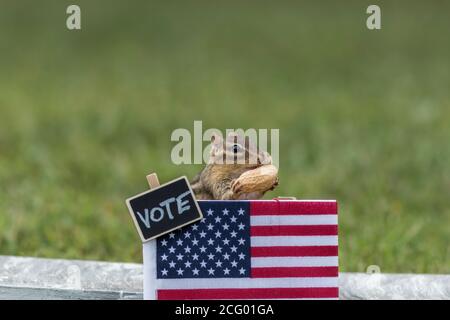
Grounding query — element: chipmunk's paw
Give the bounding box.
[269,177,279,191]
[231,179,244,196]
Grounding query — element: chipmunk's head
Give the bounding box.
[208,132,272,167]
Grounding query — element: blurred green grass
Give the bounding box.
[0,0,449,273]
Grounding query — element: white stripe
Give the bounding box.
[251,235,338,247]
[251,256,339,267]
[251,215,337,226]
[156,277,338,289]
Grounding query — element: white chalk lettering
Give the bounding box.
[136,192,193,229]
[150,207,165,222]
[159,197,176,220]
[176,191,191,214]
[136,209,151,228]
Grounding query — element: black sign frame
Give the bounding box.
[126,176,203,242]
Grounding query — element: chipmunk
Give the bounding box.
[190,132,277,200]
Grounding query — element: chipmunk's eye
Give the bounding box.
[232,144,241,153]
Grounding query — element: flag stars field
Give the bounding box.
[156,203,251,278]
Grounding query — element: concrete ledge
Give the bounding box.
[0,255,142,300]
[339,272,450,300]
[0,255,449,300]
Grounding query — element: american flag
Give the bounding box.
[143,200,338,300]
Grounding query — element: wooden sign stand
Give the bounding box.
[146,173,160,190]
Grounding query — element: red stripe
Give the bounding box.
[251,266,338,278]
[250,201,337,215]
[158,287,338,299]
[251,246,338,257]
[251,225,337,236]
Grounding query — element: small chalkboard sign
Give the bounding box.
[126,176,202,242]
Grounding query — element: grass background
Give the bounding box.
[0,0,449,273]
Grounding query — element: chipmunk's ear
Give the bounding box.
[209,132,223,161]
[210,132,223,146]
